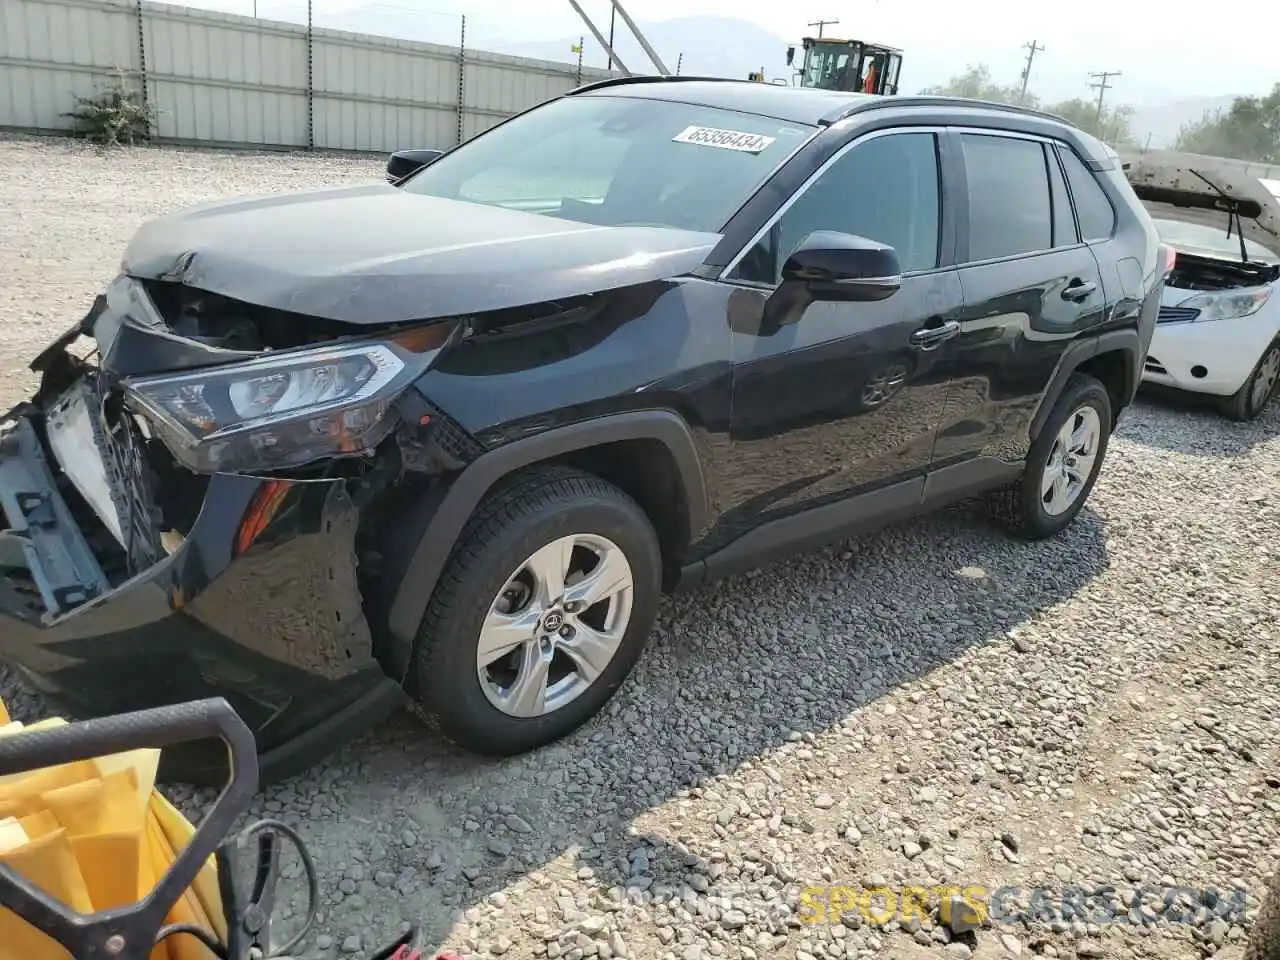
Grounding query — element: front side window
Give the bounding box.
[402,95,815,234]
[960,133,1053,261]
[732,131,942,284]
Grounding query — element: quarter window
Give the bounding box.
[732,131,941,284]
[1047,146,1078,247]
[1058,145,1117,241]
[960,133,1052,261]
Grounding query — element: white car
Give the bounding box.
[1126,154,1280,420]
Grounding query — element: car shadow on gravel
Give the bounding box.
[283,497,1113,953]
[1121,389,1280,458]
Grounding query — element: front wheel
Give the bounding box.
[1222,339,1280,422]
[987,373,1113,540]
[412,466,662,756]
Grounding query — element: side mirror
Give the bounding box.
[781,231,902,301]
[786,46,796,66]
[386,148,444,183]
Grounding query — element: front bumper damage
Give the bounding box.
[0,320,410,785]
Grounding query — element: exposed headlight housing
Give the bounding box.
[1177,285,1272,323]
[123,336,444,474]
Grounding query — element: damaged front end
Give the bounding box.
[0,274,467,783]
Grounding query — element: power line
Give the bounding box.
[807,18,838,38]
[1018,40,1043,103]
[1088,70,1122,126]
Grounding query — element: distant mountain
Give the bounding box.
[494,15,795,82]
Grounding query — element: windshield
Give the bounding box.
[400,95,814,233]
[1153,217,1279,264]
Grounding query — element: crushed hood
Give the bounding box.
[121,184,722,324]
[1123,151,1280,260]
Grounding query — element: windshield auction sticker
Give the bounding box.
[672,125,777,154]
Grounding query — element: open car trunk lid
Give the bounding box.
[1124,150,1280,262]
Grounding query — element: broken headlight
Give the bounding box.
[1177,286,1272,323]
[123,340,436,473]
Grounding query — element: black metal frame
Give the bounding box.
[0,698,258,960]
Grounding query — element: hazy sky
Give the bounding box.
[193,0,1278,104]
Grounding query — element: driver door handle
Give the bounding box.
[1061,279,1098,302]
[910,319,960,348]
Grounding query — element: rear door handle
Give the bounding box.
[1061,279,1098,302]
[910,319,960,348]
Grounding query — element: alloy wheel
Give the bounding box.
[476,534,634,718]
[1042,405,1102,516]
[1251,345,1280,412]
[861,363,909,407]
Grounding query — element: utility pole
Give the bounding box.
[808,18,838,37]
[1018,40,1043,103]
[606,0,670,75]
[1088,70,1121,127]
[676,52,683,76]
[607,4,616,70]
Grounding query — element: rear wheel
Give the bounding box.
[987,373,1113,540]
[412,466,662,756]
[1222,340,1280,422]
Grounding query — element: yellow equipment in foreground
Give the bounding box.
[0,696,419,960]
[0,696,224,960]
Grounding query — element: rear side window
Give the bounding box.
[1057,146,1117,241]
[1046,147,1078,247]
[960,134,1052,261]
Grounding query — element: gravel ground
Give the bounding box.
[1,133,1278,960]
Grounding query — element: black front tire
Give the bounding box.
[987,373,1113,540]
[412,466,662,757]
[1222,339,1280,422]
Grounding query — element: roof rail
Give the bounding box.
[566,75,756,95]
[826,94,1069,126]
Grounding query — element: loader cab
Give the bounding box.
[788,37,902,94]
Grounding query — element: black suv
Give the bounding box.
[0,78,1166,782]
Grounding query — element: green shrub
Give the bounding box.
[64,71,157,146]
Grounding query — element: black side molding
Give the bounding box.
[681,456,1022,591]
[384,409,709,672]
[695,476,924,585]
[1029,329,1139,443]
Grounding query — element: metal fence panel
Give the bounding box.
[0,0,137,131]
[0,0,613,151]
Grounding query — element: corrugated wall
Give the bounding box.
[0,0,612,152]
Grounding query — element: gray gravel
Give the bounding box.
[1,133,1278,960]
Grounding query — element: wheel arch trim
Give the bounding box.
[1029,329,1139,443]
[384,409,709,675]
